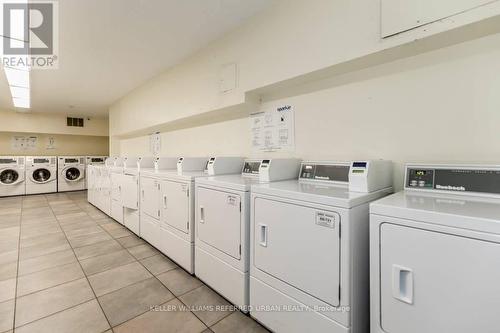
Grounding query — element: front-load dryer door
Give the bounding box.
[140,177,160,219]
[197,187,241,260]
[253,197,341,307]
[0,169,21,185]
[31,168,52,184]
[122,175,139,210]
[380,223,500,333]
[64,167,83,181]
[161,180,189,234]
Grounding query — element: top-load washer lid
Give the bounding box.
[0,169,22,185]
[31,168,52,183]
[64,167,83,181]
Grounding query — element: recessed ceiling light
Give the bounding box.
[9,86,30,99]
[12,97,30,109]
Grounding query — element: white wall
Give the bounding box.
[118,33,500,190]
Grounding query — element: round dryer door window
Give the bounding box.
[32,169,51,183]
[65,168,81,181]
[0,169,19,185]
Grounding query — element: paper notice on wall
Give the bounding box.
[250,105,295,152]
[150,132,161,157]
[46,137,56,150]
[11,136,25,150]
[25,136,38,150]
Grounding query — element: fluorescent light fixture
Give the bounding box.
[12,97,30,109]
[4,67,30,88]
[9,86,29,99]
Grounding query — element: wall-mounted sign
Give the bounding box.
[46,137,56,149]
[250,104,295,152]
[11,135,38,151]
[150,132,161,157]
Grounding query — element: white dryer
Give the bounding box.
[370,164,500,333]
[250,160,393,333]
[195,158,301,310]
[26,156,57,195]
[112,157,154,235]
[94,157,115,216]
[110,157,127,224]
[85,156,107,189]
[58,156,86,192]
[0,156,26,197]
[140,157,243,274]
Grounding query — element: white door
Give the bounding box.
[380,223,500,333]
[122,174,139,210]
[253,197,341,306]
[197,187,241,259]
[161,180,189,234]
[140,177,160,219]
[140,213,160,249]
[111,173,122,201]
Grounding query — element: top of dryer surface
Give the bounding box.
[252,180,392,208]
[370,191,500,234]
[196,174,263,192]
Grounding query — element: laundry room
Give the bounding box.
[1,1,500,333]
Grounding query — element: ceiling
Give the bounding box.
[0,0,274,116]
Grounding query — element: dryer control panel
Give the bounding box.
[406,164,500,195]
[206,157,244,176]
[177,157,209,174]
[258,158,301,183]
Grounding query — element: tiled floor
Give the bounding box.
[0,191,269,333]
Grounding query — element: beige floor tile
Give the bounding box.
[0,262,17,281]
[0,215,21,229]
[73,239,123,260]
[19,238,71,260]
[0,208,21,216]
[114,298,206,333]
[0,279,16,303]
[117,235,146,248]
[0,240,18,254]
[211,311,269,333]
[0,250,18,266]
[60,221,97,232]
[0,227,20,242]
[15,299,109,333]
[107,227,134,239]
[99,222,123,232]
[88,262,152,296]
[0,299,14,333]
[140,254,177,275]
[98,277,174,327]
[15,278,95,327]
[64,225,104,238]
[127,244,159,260]
[68,231,112,248]
[157,268,202,296]
[19,233,67,249]
[20,225,62,239]
[18,249,76,276]
[17,262,84,297]
[80,249,136,275]
[179,285,233,326]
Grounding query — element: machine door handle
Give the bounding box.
[392,265,414,304]
[259,224,268,247]
[141,189,145,200]
[199,206,205,223]
[163,195,168,209]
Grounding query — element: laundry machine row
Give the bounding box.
[0,155,106,197]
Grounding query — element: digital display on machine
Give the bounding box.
[242,161,261,174]
[300,164,350,182]
[34,158,49,164]
[91,158,104,163]
[65,158,78,163]
[0,159,15,164]
[352,162,367,168]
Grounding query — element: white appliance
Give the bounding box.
[58,156,86,192]
[140,157,243,274]
[195,158,301,310]
[250,160,393,333]
[85,156,107,189]
[26,156,57,195]
[110,157,129,224]
[370,164,500,333]
[89,157,116,215]
[113,157,154,235]
[0,156,26,197]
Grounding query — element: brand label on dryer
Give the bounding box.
[226,195,238,206]
[315,212,338,228]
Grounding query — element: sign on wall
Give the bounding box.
[250,104,295,152]
[149,132,161,157]
[11,135,38,151]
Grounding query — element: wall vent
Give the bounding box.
[67,117,84,127]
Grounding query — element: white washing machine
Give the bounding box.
[95,157,116,216]
[250,160,393,333]
[0,156,26,197]
[370,163,500,333]
[58,156,86,192]
[140,157,243,274]
[26,156,57,195]
[112,157,154,235]
[195,158,301,310]
[85,156,107,189]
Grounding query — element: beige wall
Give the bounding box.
[0,111,108,136]
[0,132,109,156]
[118,33,500,190]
